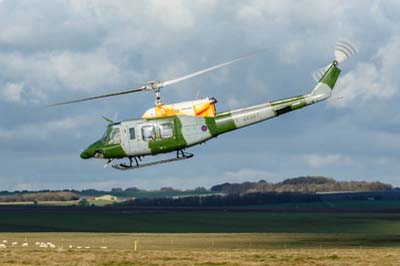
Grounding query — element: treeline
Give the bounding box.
[77,187,210,198]
[211,176,392,194]
[0,186,210,198]
[0,176,393,202]
[0,192,79,202]
[119,192,320,207]
[0,188,145,196]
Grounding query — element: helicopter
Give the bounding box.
[51,41,358,170]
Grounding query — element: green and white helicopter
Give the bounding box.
[52,41,358,170]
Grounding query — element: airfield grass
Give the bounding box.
[2,207,400,265]
[3,211,400,234]
[0,233,400,265]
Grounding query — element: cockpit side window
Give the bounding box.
[142,125,155,141]
[101,128,109,142]
[108,127,121,144]
[101,125,113,142]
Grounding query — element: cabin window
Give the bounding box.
[142,125,155,141]
[159,123,174,139]
[129,127,136,140]
[109,128,121,144]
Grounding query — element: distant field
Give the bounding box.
[2,207,400,234]
[0,233,399,265]
[237,199,400,209]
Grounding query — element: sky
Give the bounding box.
[0,0,399,191]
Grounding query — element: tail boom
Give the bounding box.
[211,62,341,135]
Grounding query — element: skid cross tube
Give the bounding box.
[112,151,193,170]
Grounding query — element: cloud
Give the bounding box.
[303,154,352,168]
[0,1,400,191]
[1,82,23,103]
[0,115,90,140]
[369,131,400,150]
[94,167,282,190]
[0,50,142,104]
[330,36,400,108]
[223,168,280,182]
[122,168,280,190]
[148,0,195,30]
[0,1,218,106]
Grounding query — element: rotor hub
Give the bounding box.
[145,81,164,106]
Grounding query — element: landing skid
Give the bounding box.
[111,150,194,170]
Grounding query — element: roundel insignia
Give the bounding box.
[201,125,208,132]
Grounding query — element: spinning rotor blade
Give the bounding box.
[334,40,358,64]
[48,86,147,107]
[312,65,330,82]
[158,51,264,88]
[312,39,359,82]
[49,50,265,106]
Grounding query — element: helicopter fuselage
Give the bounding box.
[84,115,214,159]
[80,62,340,163]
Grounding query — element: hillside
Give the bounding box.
[211,176,392,194]
[0,192,79,202]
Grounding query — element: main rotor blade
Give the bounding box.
[159,51,265,88]
[49,50,267,107]
[48,86,146,107]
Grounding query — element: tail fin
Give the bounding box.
[310,62,341,100]
[318,61,341,90]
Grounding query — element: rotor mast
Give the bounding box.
[148,81,163,106]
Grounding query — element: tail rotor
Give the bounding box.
[334,40,359,64]
[312,39,359,82]
[312,66,329,83]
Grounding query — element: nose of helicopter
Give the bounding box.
[80,140,103,159]
[80,144,95,159]
[80,148,92,159]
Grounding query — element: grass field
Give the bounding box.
[0,233,399,265]
[3,208,400,234]
[2,206,400,265]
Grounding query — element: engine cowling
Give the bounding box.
[142,97,217,119]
